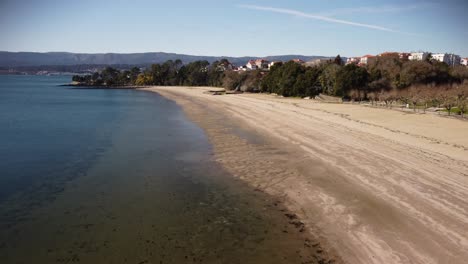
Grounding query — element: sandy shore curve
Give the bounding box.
[142,86,468,264]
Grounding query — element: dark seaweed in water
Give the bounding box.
[0,76,323,263]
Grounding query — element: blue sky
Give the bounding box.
[1,0,467,57]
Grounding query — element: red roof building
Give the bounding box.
[359,55,376,65]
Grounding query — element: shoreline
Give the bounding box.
[1,80,334,263]
[60,84,147,89]
[142,87,344,263]
[142,86,468,264]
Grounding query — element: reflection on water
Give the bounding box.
[0,76,317,263]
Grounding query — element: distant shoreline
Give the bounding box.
[60,83,146,89]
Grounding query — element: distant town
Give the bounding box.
[346,52,467,67]
[231,52,467,72]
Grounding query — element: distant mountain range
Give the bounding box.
[0,51,332,69]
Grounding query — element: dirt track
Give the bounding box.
[143,86,468,264]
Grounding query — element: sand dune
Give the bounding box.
[142,86,468,264]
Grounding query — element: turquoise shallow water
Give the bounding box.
[0,75,317,263]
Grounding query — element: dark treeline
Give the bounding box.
[261,55,468,98]
[74,55,468,96]
[261,56,468,116]
[135,59,263,89]
[72,59,262,89]
[72,66,141,86]
[73,56,468,114]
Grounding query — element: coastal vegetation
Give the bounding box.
[72,66,141,86]
[73,56,468,115]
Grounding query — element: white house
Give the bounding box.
[246,60,258,70]
[462,58,468,66]
[346,57,361,65]
[399,52,411,60]
[360,55,376,65]
[246,59,269,70]
[254,59,270,69]
[409,52,430,61]
[237,65,248,71]
[268,61,281,69]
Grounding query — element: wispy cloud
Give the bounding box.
[317,4,432,17]
[239,5,403,33]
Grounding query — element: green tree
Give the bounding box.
[334,55,343,66]
[101,67,119,86]
[319,64,341,96]
[184,60,210,86]
[129,67,141,84]
[335,64,369,96]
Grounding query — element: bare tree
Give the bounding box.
[408,85,423,112]
[454,82,468,117]
[377,89,397,108]
[377,90,387,107]
[386,89,397,108]
[438,86,456,116]
[367,92,377,106]
[398,89,411,110]
[419,85,437,113]
[348,89,359,103]
[358,89,366,103]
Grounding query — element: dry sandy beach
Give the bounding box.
[142,86,468,264]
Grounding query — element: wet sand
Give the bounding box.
[144,86,468,264]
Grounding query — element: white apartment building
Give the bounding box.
[448,54,461,66]
[432,53,449,64]
[409,52,461,66]
[409,52,430,61]
[432,53,461,66]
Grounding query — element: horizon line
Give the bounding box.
[1,50,466,58]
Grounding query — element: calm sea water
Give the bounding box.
[0,75,121,202]
[0,75,316,263]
